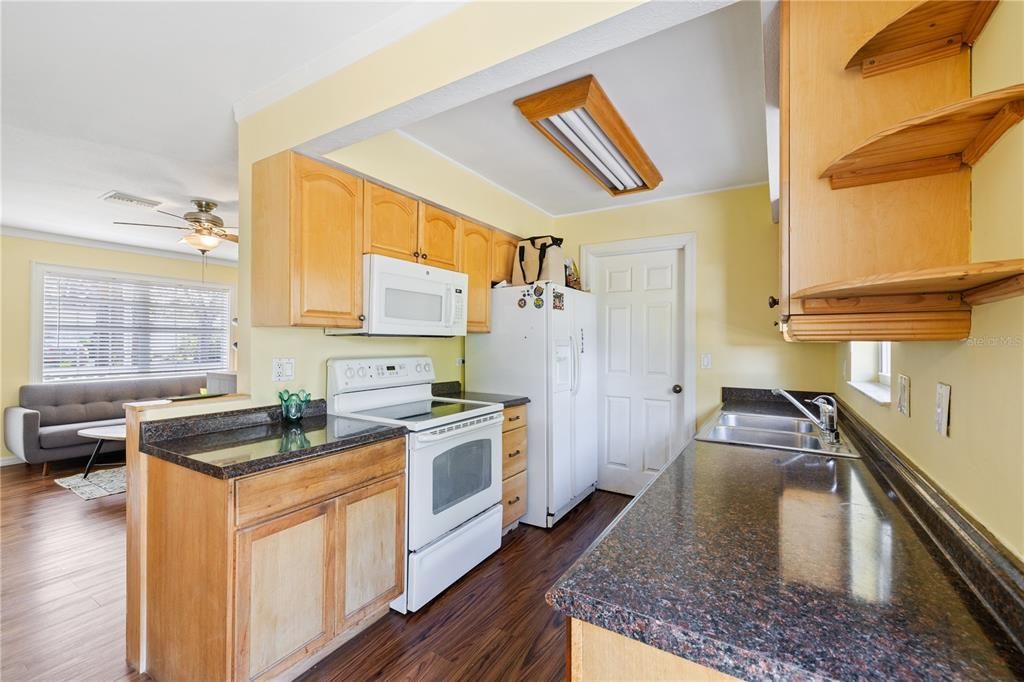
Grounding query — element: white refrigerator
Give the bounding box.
[466,282,598,528]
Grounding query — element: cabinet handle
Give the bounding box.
[768,295,780,309]
[507,496,521,505]
[507,449,521,458]
[413,251,420,258]
[508,415,521,422]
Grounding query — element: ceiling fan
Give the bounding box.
[114,199,239,254]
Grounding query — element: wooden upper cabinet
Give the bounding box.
[778,1,973,341]
[418,204,462,271]
[363,182,420,263]
[461,221,494,333]
[492,231,519,284]
[252,151,363,328]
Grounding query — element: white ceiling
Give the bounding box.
[401,1,768,216]
[1,1,458,261]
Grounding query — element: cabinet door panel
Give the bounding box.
[364,182,420,263]
[418,204,462,271]
[292,155,363,326]
[492,232,519,284]
[337,475,405,629]
[462,221,493,333]
[236,502,335,681]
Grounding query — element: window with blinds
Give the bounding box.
[39,266,232,382]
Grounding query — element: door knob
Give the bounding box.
[672,384,682,394]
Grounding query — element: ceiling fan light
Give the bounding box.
[180,232,221,252]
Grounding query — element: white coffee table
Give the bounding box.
[77,424,127,479]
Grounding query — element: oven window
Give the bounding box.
[432,438,492,514]
[385,287,443,322]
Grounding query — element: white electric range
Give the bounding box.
[327,356,504,613]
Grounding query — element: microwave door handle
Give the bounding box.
[447,285,456,326]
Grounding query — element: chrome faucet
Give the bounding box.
[771,389,840,445]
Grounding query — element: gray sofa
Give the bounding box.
[4,376,205,466]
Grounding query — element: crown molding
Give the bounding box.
[0,226,238,266]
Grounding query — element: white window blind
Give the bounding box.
[40,267,231,382]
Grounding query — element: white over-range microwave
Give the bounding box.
[326,254,468,337]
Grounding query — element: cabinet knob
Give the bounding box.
[507,449,521,458]
[358,314,366,321]
[768,295,780,309]
[413,251,420,258]
[507,496,521,505]
[421,253,428,260]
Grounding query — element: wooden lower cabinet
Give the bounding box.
[234,475,405,681]
[235,502,336,681]
[501,406,529,530]
[336,476,405,629]
[143,438,405,682]
[568,618,739,681]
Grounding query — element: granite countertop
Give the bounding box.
[432,383,530,408]
[547,424,1024,678]
[144,414,406,479]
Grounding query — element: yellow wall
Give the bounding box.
[0,234,238,458]
[236,3,635,403]
[833,0,1024,560]
[557,185,836,426]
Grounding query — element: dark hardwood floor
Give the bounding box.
[300,491,629,682]
[1,456,143,682]
[1,459,629,681]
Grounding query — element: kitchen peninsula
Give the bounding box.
[126,399,408,681]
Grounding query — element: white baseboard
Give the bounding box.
[1,454,24,467]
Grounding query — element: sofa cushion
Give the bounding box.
[20,375,205,426]
[38,418,126,449]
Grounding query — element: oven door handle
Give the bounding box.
[414,416,503,443]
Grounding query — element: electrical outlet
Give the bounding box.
[935,382,951,436]
[272,357,295,383]
[700,353,712,369]
[897,374,911,417]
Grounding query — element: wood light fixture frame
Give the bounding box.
[513,75,662,196]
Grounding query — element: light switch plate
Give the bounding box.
[935,382,951,436]
[700,353,712,369]
[272,357,295,383]
[897,374,911,417]
[455,357,465,367]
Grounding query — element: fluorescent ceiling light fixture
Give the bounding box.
[514,75,661,196]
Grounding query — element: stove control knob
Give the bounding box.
[416,363,423,373]
[424,362,432,373]
[344,367,355,379]
[357,367,367,378]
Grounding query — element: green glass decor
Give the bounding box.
[278,389,311,421]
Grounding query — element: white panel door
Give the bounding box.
[594,250,685,495]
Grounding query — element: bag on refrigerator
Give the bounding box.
[511,235,565,286]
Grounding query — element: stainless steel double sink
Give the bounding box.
[697,411,859,458]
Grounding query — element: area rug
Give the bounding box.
[54,466,127,500]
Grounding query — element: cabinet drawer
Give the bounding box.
[502,426,527,479]
[235,438,404,528]
[502,471,527,527]
[502,405,527,432]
